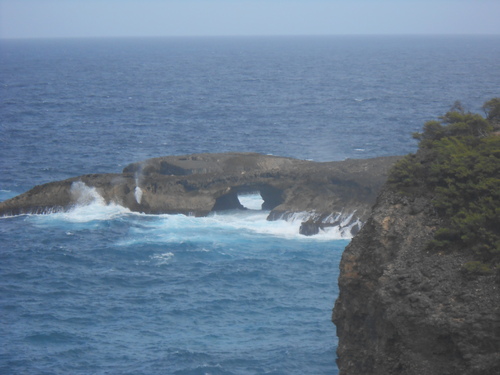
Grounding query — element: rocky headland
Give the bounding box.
[333,186,499,374]
[0,152,400,235]
[333,100,500,374]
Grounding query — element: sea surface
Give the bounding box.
[1,36,499,374]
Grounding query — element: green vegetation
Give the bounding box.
[462,261,494,275]
[389,99,500,271]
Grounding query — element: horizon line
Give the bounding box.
[2,33,500,41]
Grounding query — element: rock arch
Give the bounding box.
[0,153,401,235]
[212,184,284,211]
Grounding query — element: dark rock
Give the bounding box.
[299,219,320,236]
[0,153,400,234]
[212,190,245,211]
[333,187,500,375]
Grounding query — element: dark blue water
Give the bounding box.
[1,36,499,375]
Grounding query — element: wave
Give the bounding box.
[47,202,131,223]
[23,183,353,241]
[354,97,377,102]
[30,181,131,223]
[118,209,353,248]
[270,210,361,238]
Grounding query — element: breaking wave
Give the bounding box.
[41,181,131,223]
[27,187,355,241]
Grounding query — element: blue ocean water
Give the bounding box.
[1,36,499,374]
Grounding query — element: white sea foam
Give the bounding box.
[44,181,131,223]
[150,252,175,265]
[270,210,360,240]
[52,202,131,223]
[70,181,105,206]
[32,185,353,240]
[117,209,349,247]
[201,210,352,241]
[210,210,301,239]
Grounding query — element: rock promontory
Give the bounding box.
[0,153,400,235]
[333,101,500,374]
[333,185,500,375]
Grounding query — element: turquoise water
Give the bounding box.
[1,197,347,374]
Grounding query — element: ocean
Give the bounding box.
[1,35,499,374]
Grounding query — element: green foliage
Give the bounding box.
[482,97,500,124]
[412,108,492,149]
[462,261,494,275]
[387,154,424,190]
[389,100,500,267]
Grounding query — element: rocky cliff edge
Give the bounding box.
[333,185,500,375]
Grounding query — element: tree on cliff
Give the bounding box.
[482,97,500,125]
[389,99,500,273]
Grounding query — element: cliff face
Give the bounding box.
[333,187,500,374]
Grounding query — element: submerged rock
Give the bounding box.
[299,219,320,236]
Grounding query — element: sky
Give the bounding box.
[1,0,499,39]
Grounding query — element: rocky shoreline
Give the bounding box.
[0,152,400,236]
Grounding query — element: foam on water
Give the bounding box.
[70,181,104,205]
[26,188,353,241]
[210,210,302,239]
[48,202,131,223]
[35,181,132,223]
[117,210,352,249]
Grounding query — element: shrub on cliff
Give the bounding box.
[483,97,500,125]
[389,99,500,270]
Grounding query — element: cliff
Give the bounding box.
[0,153,400,235]
[333,101,500,374]
[333,187,499,374]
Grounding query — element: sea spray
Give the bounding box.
[70,181,105,206]
[134,185,143,204]
[267,210,361,238]
[56,181,131,222]
[134,163,145,204]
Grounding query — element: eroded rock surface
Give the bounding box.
[0,153,399,234]
[333,187,500,374]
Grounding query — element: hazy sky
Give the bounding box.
[1,0,499,39]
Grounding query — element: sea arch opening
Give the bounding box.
[238,192,264,210]
[212,184,284,212]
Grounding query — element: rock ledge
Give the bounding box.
[0,153,400,235]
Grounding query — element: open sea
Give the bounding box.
[1,36,499,374]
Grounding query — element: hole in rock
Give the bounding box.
[237,192,265,210]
